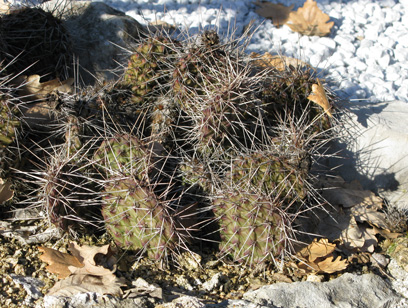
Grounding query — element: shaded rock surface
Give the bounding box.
[41,0,146,85]
[329,100,408,211]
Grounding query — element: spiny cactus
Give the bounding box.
[122,36,179,104]
[260,65,333,137]
[93,134,168,183]
[172,31,264,155]
[0,6,72,79]
[102,177,198,260]
[225,150,310,200]
[212,188,291,266]
[24,145,99,230]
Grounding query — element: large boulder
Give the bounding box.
[329,100,408,211]
[41,0,147,85]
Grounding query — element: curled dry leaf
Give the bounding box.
[17,75,74,100]
[287,0,334,36]
[253,1,294,27]
[0,178,13,204]
[307,78,333,117]
[250,52,312,71]
[39,242,125,296]
[148,20,176,33]
[297,238,348,274]
[38,246,84,279]
[68,242,117,276]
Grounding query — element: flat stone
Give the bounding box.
[241,273,402,308]
[329,100,408,210]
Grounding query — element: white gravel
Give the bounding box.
[93,0,408,104]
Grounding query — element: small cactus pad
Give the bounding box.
[93,134,165,181]
[212,189,288,266]
[102,178,196,259]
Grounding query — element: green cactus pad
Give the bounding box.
[212,189,288,266]
[226,151,310,200]
[93,134,165,181]
[102,178,196,259]
[123,36,179,104]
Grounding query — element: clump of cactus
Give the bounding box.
[0,2,337,269]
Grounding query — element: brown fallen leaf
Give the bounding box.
[313,255,348,274]
[250,52,312,71]
[148,20,176,33]
[287,0,334,36]
[297,238,348,274]
[68,242,117,276]
[38,246,84,279]
[298,238,336,262]
[0,178,13,204]
[40,242,126,296]
[253,1,294,27]
[307,78,333,117]
[18,75,74,100]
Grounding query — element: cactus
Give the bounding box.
[122,36,178,104]
[260,66,332,137]
[102,177,197,260]
[93,134,167,182]
[225,150,310,200]
[212,189,291,266]
[172,31,262,155]
[27,146,99,230]
[0,7,72,79]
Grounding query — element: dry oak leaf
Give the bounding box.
[253,1,294,27]
[38,246,84,279]
[68,242,118,276]
[287,0,334,36]
[0,178,13,204]
[307,78,333,117]
[250,52,312,71]
[297,238,348,274]
[298,238,336,262]
[17,75,73,100]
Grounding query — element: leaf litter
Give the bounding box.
[253,0,334,36]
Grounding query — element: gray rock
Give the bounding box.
[41,0,146,85]
[11,275,44,304]
[205,299,268,308]
[42,292,155,308]
[329,100,408,211]
[387,259,408,308]
[239,273,402,308]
